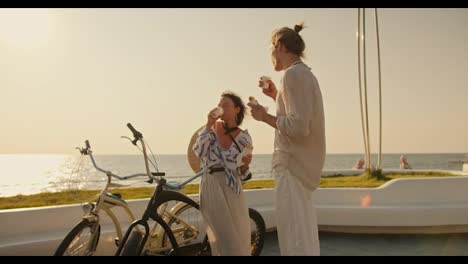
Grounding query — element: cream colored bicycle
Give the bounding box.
[53,138,207,256]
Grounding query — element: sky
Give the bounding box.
[1,8,467,155]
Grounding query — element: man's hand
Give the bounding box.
[258,78,278,100]
[248,102,278,129]
[247,103,267,122]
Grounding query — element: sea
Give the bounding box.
[0,153,466,197]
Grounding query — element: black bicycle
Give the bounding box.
[115,123,265,256]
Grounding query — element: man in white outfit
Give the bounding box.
[248,23,326,256]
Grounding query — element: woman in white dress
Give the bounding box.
[193,92,253,256]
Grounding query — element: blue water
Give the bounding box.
[0,153,465,197]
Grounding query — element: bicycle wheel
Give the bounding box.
[54,219,101,256]
[120,230,144,256]
[162,204,266,256]
[160,202,206,256]
[198,208,266,256]
[248,208,266,256]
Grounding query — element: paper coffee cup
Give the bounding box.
[211,106,224,118]
[249,96,258,105]
[260,76,271,89]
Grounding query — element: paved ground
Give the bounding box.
[49,230,468,256]
[261,231,468,256]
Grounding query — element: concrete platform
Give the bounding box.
[261,231,468,256]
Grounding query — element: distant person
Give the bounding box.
[353,158,365,170]
[400,155,412,169]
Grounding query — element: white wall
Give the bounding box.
[2,175,468,255]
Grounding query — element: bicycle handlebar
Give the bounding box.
[127,123,142,145]
[164,169,205,191]
[88,150,204,188]
[76,140,91,155]
[88,151,151,181]
[80,123,205,189]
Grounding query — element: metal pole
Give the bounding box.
[357,8,369,167]
[362,8,372,171]
[375,8,383,170]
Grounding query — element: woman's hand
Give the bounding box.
[240,154,252,176]
[241,154,252,167]
[258,78,278,100]
[206,107,219,129]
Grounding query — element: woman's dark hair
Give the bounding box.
[221,92,246,126]
[271,22,306,58]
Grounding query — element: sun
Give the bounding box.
[0,9,54,49]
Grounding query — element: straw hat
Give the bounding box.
[187,125,205,173]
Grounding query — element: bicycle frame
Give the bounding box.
[81,152,137,244]
[115,123,205,256]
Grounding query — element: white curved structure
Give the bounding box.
[1,173,468,255]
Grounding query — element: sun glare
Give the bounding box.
[0,9,53,49]
[0,154,69,196]
[360,194,372,208]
